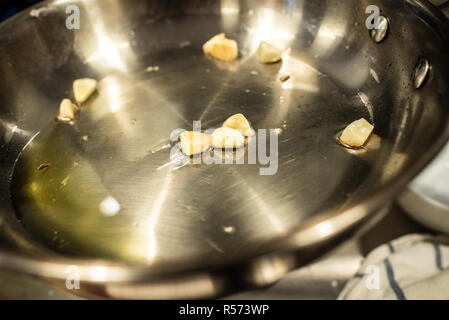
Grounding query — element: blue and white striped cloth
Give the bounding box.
[338,234,449,300]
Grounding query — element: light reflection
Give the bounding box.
[146,171,174,261]
[99,196,121,217]
[292,207,366,247]
[357,91,374,122]
[89,266,109,281]
[0,119,31,145]
[86,75,134,135]
[381,153,408,183]
[77,1,137,73]
[307,2,371,88]
[310,16,346,57]
[270,55,319,123]
[52,0,75,5]
[221,0,240,31]
[105,78,122,112]
[245,7,301,53]
[98,74,191,128]
[110,102,121,112]
[105,273,217,299]
[282,82,293,90]
[315,221,334,238]
[248,9,295,51]
[85,26,129,72]
[251,256,291,286]
[221,0,239,14]
[233,172,286,234]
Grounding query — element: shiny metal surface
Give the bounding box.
[1,0,449,298]
[370,16,389,43]
[413,57,431,89]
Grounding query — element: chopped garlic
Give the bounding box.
[212,127,245,149]
[180,131,211,155]
[257,41,283,64]
[340,118,374,148]
[203,33,238,62]
[222,113,254,137]
[73,78,98,104]
[280,74,290,82]
[57,99,77,122]
[61,176,70,187]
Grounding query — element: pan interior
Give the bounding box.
[11,47,379,265]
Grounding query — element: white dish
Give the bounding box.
[399,142,449,233]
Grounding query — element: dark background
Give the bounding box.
[1,0,41,22]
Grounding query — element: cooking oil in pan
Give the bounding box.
[11,122,142,261]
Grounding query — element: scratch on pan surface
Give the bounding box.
[357,91,374,123]
[206,239,224,253]
[370,68,380,84]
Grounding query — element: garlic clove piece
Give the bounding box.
[203,33,238,62]
[257,41,283,64]
[57,99,77,122]
[339,118,374,148]
[180,131,212,156]
[211,127,245,149]
[73,78,98,104]
[222,113,254,137]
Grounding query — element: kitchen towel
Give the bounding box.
[338,234,449,300]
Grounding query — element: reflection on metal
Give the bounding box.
[99,196,121,217]
[0,119,31,146]
[221,0,240,31]
[89,266,109,281]
[413,57,430,89]
[76,1,137,73]
[145,171,173,261]
[246,8,299,53]
[105,273,219,299]
[249,255,294,286]
[310,2,349,57]
[357,91,374,122]
[291,206,367,247]
[370,68,380,84]
[370,16,389,43]
[315,221,334,238]
[105,78,122,112]
[278,55,319,94]
[87,27,129,72]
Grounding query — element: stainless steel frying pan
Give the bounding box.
[1,0,449,299]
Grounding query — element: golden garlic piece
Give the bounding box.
[339,118,374,148]
[203,33,238,62]
[256,41,283,64]
[211,127,245,149]
[222,113,254,137]
[180,131,212,155]
[57,99,77,122]
[73,78,98,104]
